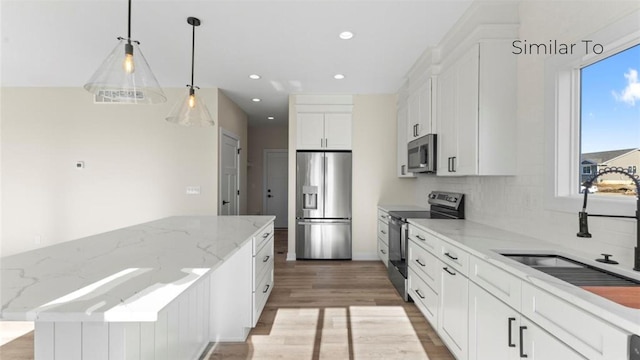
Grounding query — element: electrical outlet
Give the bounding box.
[186,186,201,195]
[76,161,85,169]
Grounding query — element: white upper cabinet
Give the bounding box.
[436,30,517,176]
[396,103,415,177]
[297,113,325,149]
[407,78,433,141]
[323,113,352,150]
[295,95,353,151]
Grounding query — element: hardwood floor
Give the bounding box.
[205,230,453,360]
[0,229,453,360]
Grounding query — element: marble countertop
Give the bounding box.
[1,215,275,322]
[408,218,640,335]
[378,204,428,212]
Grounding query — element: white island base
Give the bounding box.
[1,216,275,360]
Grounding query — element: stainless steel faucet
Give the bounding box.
[577,167,640,271]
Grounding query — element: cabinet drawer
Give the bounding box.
[377,209,389,224]
[440,241,469,276]
[469,255,521,310]
[254,222,275,254]
[254,237,274,288]
[408,240,440,292]
[408,268,439,327]
[253,268,274,327]
[378,238,388,268]
[408,225,439,255]
[377,220,389,245]
[521,282,628,360]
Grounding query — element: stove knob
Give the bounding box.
[429,194,436,199]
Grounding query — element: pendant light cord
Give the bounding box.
[191,21,196,88]
[127,0,132,40]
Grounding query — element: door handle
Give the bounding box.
[444,252,458,260]
[263,255,270,262]
[443,267,456,276]
[222,200,230,205]
[415,259,426,267]
[452,157,456,172]
[519,326,528,358]
[508,317,516,347]
[414,289,426,299]
[263,284,270,293]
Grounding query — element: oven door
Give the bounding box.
[387,217,409,300]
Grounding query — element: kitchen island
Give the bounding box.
[1,215,275,360]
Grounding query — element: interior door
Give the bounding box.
[264,150,288,228]
[220,131,239,215]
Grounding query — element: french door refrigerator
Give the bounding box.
[296,151,352,259]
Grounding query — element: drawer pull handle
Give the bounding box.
[444,252,458,260]
[508,317,516,347]
[415,289,425,299]
[519,326,528,358]
[443,267,456,276]
[262,255,270,262]
[380,249,386,254]
[415,259,426,267]
[262,232,271,239]
[415,235,426,241]
[381,230,387,234]
[263,284,270,293]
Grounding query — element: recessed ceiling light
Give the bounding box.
[339,31,354,40]
[249,74,261,80]
[267,116,275,120]
[252,98,261,102]
[334,74,345,80]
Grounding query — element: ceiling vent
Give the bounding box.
[94,90,145,103]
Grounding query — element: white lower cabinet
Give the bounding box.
[469,282,519,360]
[519,318,587,360]
[438,263,468,360]
[408,268,439,327]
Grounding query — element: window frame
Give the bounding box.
[544,10,640,216]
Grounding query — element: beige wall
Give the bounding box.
[247,125,288,215]
[286,94,417,260]
[217,90,249,215]
[1,87,219,256]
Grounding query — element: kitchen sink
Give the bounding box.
[501,253,640,287]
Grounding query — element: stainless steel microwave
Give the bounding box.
[407,134,437,173]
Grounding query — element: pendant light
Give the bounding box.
[165,17,214,126]
[84,0,166,104]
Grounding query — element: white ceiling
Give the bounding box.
[1,0,473,126]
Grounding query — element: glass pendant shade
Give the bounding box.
[165,87,214,126]
[84,38,167,104]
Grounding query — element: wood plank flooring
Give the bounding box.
[205,230,453,360]
[0,229,453,360]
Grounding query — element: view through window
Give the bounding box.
[580,43,640,196]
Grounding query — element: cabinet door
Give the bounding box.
[407,91,420,141]
[396,105,414,177]
[436,65,457,176]
[297,113,325,150]
[417,79,432,136]
[520,318,586,360]
[439,265,468,360]
[469,282,519,360]
[454,44,479,175]
[324,113,352,150]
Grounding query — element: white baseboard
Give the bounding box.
[286,252,296,261]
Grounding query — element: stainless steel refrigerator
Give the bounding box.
[296,151,352,259]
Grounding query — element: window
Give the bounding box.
[582,165,592,174]
[545,9,639,215]
[580,44,640,197]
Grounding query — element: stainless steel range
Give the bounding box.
[387,191,465,301]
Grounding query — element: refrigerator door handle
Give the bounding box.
[297,219,351,225]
